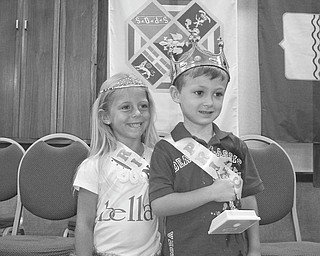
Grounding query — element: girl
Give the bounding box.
[73,73,161,256]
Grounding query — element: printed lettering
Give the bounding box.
[210,146,243,166]
[216,148,222,157]
[195,151,209,165]
[167,231,174,256]
[142,167,150,178]
[176,158,186,168]
[173,155,191,172]
[117,149,131,161]
[183,142,195,155]
[173,161,179,172]
[171,140,244,187]
[208,160,219,171]
[219,167,229,179]
[98,201,126,221]
[99,196,153,222]
[137,195,142,221]
[222,149,228,157]
[128,195,135,221]
[144,204,153,221]
[116,148,144,169]
[182,155,191,165]
[131,157,142,167]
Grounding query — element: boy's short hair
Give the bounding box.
[173,66,229,91]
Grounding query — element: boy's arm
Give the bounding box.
[241,195,261,256]
[151,179,236,216]
[75,188,97,256]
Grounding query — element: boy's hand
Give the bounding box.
[208,179,236,202]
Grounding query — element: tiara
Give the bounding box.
[99,76,147,94]
[168,29,230,84]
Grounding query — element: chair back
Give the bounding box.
[241,135,301,241]
[12,133,89,235]
[0,138,25,202]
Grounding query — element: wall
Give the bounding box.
[238,0,261,136]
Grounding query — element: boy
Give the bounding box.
[149,32,264,256]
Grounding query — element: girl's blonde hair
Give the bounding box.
[90,72,158,157]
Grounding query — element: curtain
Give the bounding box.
[258,0,320,143]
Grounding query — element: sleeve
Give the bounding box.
[149,140,176,202]
[73,157,99,194]
[240,141,265,198]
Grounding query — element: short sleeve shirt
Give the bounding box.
[74,145,161,256]
[149,122,264,256]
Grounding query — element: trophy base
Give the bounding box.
[208,210,260,234]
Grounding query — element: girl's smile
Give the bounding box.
[103,87,151,147]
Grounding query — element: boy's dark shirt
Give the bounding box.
[149,122,264,256]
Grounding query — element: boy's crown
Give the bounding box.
[168,29,230,85]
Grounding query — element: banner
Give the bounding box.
[258,0,320,143]
[108,0,238,136]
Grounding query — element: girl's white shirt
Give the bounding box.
[73,143,161,256]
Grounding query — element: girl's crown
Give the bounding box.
[169,30,230,85]
[99,76,147,94]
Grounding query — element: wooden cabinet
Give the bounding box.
[19,0,60,140]
[0,0,21,139]
[0,0,101,142]
[57,0,98,140]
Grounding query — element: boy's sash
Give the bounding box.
[164,136,243,199]
[111,142,150,183]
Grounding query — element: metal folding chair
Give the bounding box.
[0,133,89,256]
[0,138,25,236]
[241,135,320,255]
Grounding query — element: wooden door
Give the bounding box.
[57,0,98,140]
[0,0,21,138]
[18,0,60,140]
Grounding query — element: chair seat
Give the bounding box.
[0,235,75,256]
[261,241,320,256]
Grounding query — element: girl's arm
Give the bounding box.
[151,179,235,216]
[241,195,261,256]
[75,188,98,256]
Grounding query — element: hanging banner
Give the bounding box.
[258,0,320,143]
[108,0,238,136]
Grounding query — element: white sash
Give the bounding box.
[165,136,243,199]
[111,142,150,183]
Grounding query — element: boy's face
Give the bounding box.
[170,74,228,130]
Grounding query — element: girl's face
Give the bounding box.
[103,88,151,146]
[171,74,227,132]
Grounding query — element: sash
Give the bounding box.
[111,142,150,184]
[165,136,243,199]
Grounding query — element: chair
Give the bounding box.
[0,138,25,236]
[241,134,320,256]
[0,133,89,256]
